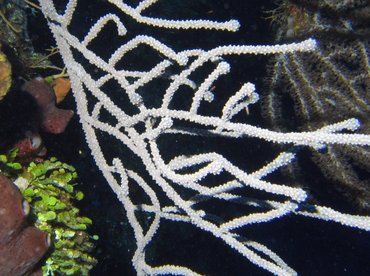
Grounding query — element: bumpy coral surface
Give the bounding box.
[263,0,370,209]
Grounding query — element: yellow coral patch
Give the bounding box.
[0,48,12,101]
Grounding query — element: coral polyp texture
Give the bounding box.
[263,0,370,209]
[38,0,370,275]
[0,174,49,276]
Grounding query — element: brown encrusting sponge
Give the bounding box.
[22,78,74,134]
[0,174,50,276]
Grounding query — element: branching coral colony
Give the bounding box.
[263,0,370,210]
[37,0,369,275]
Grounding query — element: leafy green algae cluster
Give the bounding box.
[0,148,21,176]
[1,150,98,275]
